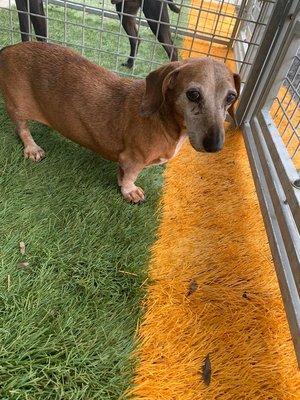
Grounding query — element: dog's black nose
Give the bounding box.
[203,126,223,153]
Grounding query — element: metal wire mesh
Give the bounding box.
[0,0,275,81]
[270,49,300,169]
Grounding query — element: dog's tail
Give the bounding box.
[168,0,180,14]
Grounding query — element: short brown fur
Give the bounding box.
[0,42,239,203]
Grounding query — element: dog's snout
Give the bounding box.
[203,125,223,153]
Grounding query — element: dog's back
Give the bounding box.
[0,42,128,158]
[0,43,104,128]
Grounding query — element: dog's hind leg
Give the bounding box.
[116,3,140,69]
[143,3,178,61]
[159,30,178,61]
[15,0,47,42]
[149,22,178,61]
[29,0,47,42]
[121,17,140,69]
[156,28,178,61]
[15,0,31,42]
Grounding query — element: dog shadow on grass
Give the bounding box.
[34,123,164,202]
[0,113,164,205]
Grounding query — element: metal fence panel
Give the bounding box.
[0,0,274,84]
[240,0,300,365]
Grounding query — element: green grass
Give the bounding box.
[0,4,178,399]
[0,109,164,399]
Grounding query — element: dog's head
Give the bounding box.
[140,58,240,153]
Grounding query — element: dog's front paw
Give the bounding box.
[24,145,45,162]
[121,185,145,204]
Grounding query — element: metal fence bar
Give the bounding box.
[187,0,205,57]
[228,0,247,48]
[273,97,300,143]
[235,0,294,124]
[242,2,270,80]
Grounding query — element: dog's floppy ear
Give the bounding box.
[228,73,241,127]
[140,61,181,117]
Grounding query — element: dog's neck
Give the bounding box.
[129,79,185,142]
[158,101,185,141]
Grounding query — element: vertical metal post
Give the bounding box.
[228,0,248,48]
[236,0,296,125]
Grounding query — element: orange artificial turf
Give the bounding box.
[129,130,300,399]
[128,1,300,399]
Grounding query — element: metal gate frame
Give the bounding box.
[236,0,300,365]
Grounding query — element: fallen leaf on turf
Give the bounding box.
[187,279,198,296]
[119,270,137,276]
[243,291,250,300]
[202,354,212,386]
[19,261,29,268]
[19,242,26,255]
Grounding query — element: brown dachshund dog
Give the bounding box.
[0,42,240,203]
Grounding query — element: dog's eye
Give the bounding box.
[226,92,236,104]
[186,89,201,102]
